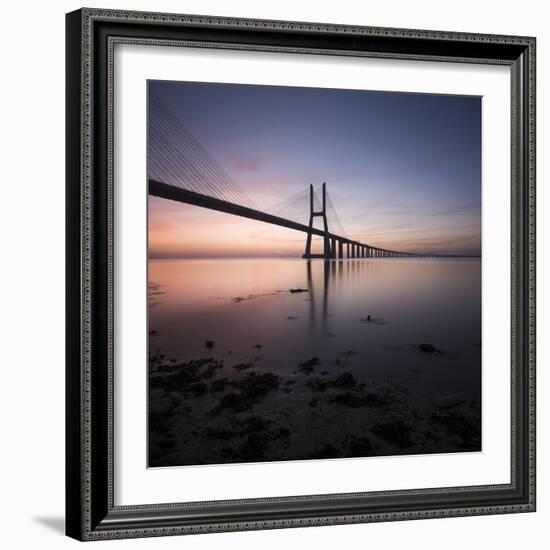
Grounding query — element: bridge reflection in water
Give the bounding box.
[306,259,389,326]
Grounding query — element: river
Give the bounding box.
[148,258,481,467]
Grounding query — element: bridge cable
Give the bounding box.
[148,93,258,210]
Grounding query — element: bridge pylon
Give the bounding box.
[302,182,331,259]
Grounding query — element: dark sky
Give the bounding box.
[148,80,481,257]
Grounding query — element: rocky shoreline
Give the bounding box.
[149,348,481,467]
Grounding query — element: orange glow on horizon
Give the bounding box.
[148,197,481,259]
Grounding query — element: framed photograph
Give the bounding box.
[66,8,536,541]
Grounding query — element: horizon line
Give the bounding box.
[148,254,482,261]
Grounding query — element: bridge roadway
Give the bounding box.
[149,179,441,259]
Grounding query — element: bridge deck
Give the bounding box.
[150,179,358,245]
[149,180,473,259]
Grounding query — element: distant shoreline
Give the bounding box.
[148,256,482,262]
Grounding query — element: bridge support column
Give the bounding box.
[303,182,333,260]
[346,242,350,258]
[323,236,330,259]
[338,240,343,259]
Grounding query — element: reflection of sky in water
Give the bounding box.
[149,258,481,402]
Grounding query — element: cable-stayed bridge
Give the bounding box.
[148,92,450,260]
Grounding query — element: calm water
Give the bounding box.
[149,258,481,400]
[148,258,481,466]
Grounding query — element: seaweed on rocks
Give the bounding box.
[150,358,223,397]
[307,371,357,393]
[333,372,357,389]
[213,415,291,463]
[299,357,320,375]
[211,392,246,414]
[209,378,229,393]
[211,372,281,415]
[233,362,254,371]
[307,378,328,392]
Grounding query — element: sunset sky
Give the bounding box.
[148,80,481,258]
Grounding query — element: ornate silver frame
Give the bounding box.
[66,8,536,541]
